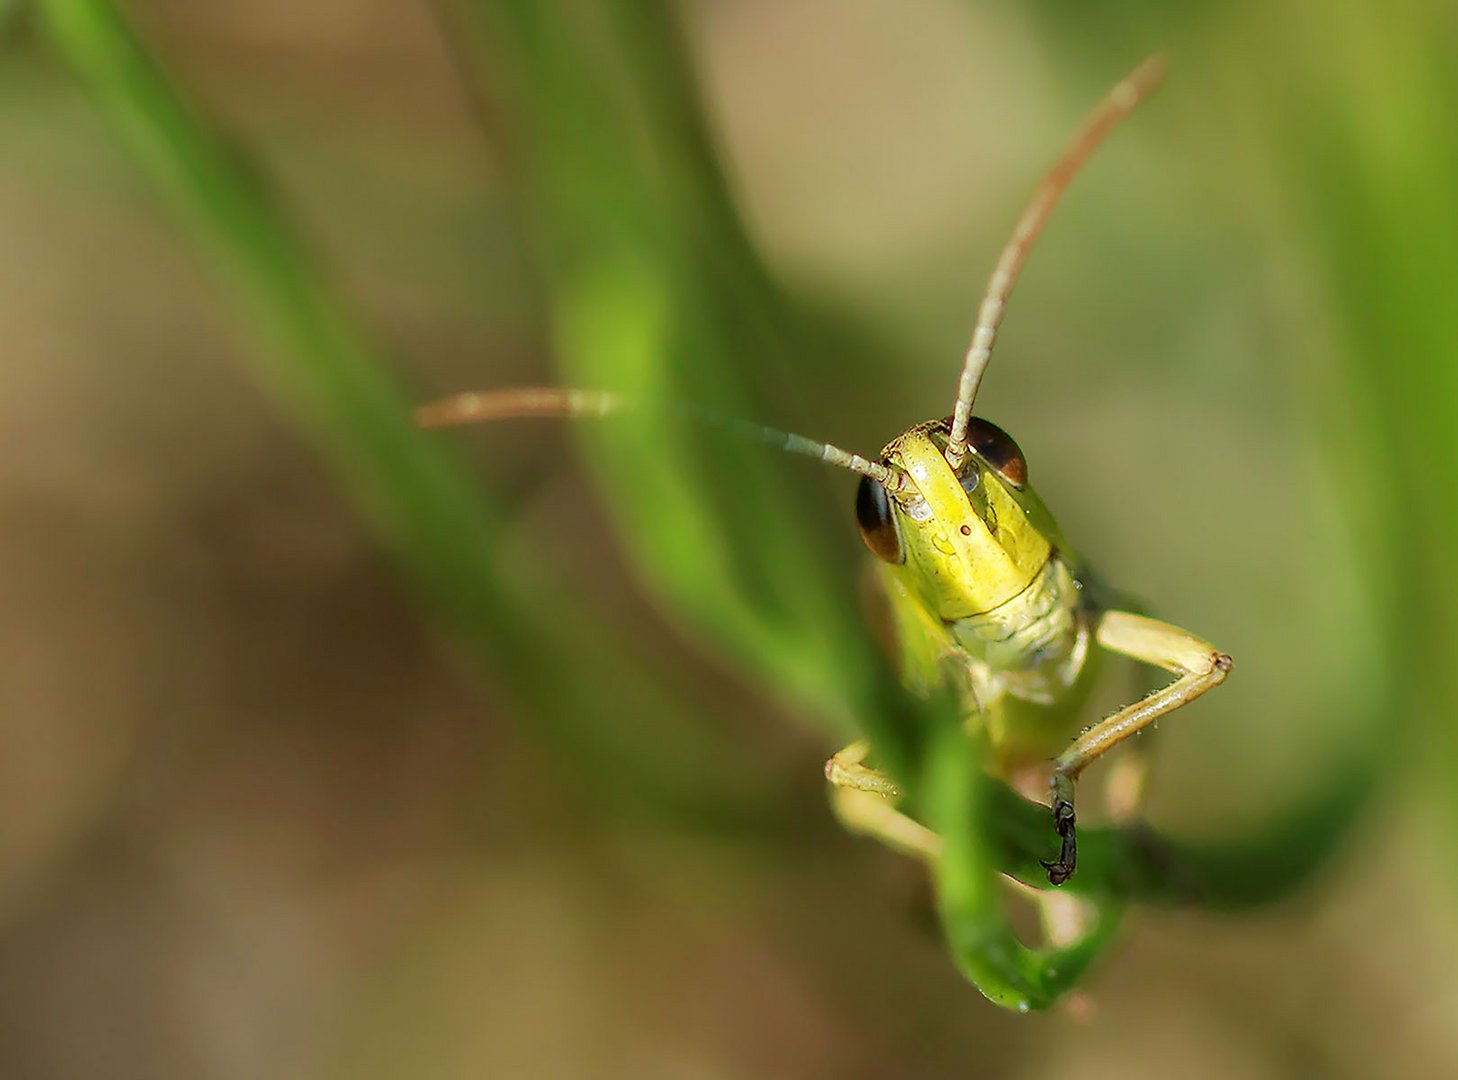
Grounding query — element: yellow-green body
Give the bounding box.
[834,407,1228,905]
[873,420,1103,773]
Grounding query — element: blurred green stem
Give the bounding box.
[924,716,1124,1011]
[447,0,926,778]
[35,0,776,829]
[1260,0,1458,824]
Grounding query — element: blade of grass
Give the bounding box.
[447,0,926,780]
[985,742,1380,909]
[920,702,1126,1011]
[35,0,776,829]
[1259,0,1458,822]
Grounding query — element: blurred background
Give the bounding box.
[3,0,1456,1075]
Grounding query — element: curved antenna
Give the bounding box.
[416,387,904,491]
[415,387,624,427]
[944,55,1167,471]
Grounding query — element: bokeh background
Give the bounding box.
[3,0,1456,1075]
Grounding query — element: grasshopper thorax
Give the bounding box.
[855,417,1052,620]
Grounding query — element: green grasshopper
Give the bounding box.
[418,56,1229,897]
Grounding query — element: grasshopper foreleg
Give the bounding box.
[1042,611,1232,886]
[1041,773,1079,885]
[825,739,901,797]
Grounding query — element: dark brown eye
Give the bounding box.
[967,417,1027,488]
[855,475,903,564]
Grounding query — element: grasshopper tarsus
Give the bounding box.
[1041,796,1078,886]
[1041,859,1075,888]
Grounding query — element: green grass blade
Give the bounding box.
[448,0,925,779]
[922,708,1126,1011]
[35,0,774,826]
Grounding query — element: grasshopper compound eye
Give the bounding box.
[855,474,904,564]
[967,417,1028,489]
[938,416,1028,489]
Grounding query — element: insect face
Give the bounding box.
[859,418,1050,620]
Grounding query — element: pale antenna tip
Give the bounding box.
[943,54,1169,470]
[413,392,481,429]
[1115,55,1169,109]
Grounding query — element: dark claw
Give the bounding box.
[1040,797,1077,886]
[1040,857,1075,887]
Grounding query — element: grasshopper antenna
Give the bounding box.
[416,387,904,491]
[944,55,1167,472]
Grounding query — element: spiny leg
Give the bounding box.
[824,742,941,862]
[832,779,1095,952]
[828,745,1098,952]
[1100,649,1165,822]
[1097,596,1163,824]
[825,739,901,797]
[1100,739,1151,825]
[829,787,942,864]
[1041,611,1232,886]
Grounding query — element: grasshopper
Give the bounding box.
[418,56,1229,891]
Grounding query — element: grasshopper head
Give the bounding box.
[855,417,1055,619]
[853,55,1163,621]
